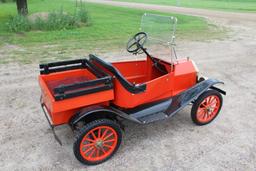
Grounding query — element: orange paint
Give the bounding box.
[39,56,197,125]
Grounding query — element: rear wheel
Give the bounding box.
[191,90,223,126]
[73,119,122,165]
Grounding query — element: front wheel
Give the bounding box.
[191,90,223,126]
[73,119,122,165]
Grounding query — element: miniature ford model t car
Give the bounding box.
[38,14,225,165]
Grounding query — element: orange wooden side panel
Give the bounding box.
[172,59,198,95]
[39,69,114,125]
[112,57,197,108]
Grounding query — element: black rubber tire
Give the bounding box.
[191,89,223,126]
[73,119,122,165]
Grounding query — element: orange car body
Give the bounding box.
[39,56,197,126]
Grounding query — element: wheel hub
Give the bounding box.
[206,106,214,113]
[95,139,104,148]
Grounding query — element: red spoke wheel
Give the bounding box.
[191,90,223,126]
[73,119,122,165]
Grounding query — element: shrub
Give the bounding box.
[6,15,31,32]
[33,10,78,31]
[6,7,90,32]
[75,7,90,25]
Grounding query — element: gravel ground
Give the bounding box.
[0,2,256,171]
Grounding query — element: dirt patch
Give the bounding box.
[27,12,50,22]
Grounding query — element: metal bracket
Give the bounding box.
[40,98,62,145]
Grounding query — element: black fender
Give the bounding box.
[210,86,226,95]
[165,78,225,116]
[198,76,226,95]
[69,105,140,129]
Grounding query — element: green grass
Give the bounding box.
[112,0,256,12]
[0,0,225,64]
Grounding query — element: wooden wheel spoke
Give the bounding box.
[88,148,96,158]
[198,107,205,112]
[103,132,114,141]
[85,137,96,143]
[209,96,214,104]
[98,128,101,138]
[103,143,113,149]
[101,129,108,139]
[91,131,97,140]
[209,100,217,106]
[209,96,215,104]
[213,105,219,110]
[82,143,94,148]
[207,97,212,104]
[100,146,107,154]
[96,148,100,158]
[198,111,206,119]
[201,103,207,108]
[203,113,208,120]
[104,139,115,143]
[84,146,94,154]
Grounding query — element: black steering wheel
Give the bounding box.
[127,32,147,54]
[127,32,167,74]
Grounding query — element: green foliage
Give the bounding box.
[6,7,90,32]
[33,10,77,31]
[0,0,15,3]
[6,15,31,32]
[75,7,90,25]
[0,0,222,46]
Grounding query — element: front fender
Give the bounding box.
[198,77,226,95]
[165,78,225,115]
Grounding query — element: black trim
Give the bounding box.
[55,84,112,101]
[86,60,108,78]
[40,59,88,75]
[89,54,146,94]
[53,77,112,94]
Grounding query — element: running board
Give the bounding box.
[137,112,168,124]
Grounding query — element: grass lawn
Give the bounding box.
[112,0,256,12]
[0,0,224,63]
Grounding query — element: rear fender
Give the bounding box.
[69,105,139,130]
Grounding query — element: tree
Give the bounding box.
[16,0,28,16]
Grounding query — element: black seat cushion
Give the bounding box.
[89,54,146,94]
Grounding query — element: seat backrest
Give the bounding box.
[89,54,146,94]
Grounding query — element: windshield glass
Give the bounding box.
[140,13,177,60]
